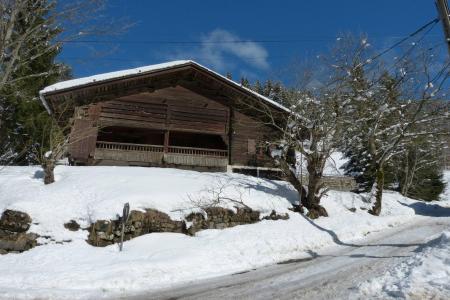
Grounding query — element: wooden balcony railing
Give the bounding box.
[167,146,228,157]
[94,141,228,167]
[96,141,164,152]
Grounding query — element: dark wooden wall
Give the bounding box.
[69,84,279,169]
[97,86,229,135]
[230,110,278,167]
[68,106,99,164]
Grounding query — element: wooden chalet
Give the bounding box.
[39,61,287,174]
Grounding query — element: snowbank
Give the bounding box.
[0,166,448,299]
[358,231,450,299]
[358,170,450,299]
[0,166,296,242]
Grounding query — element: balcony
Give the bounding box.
[94,141,228,168]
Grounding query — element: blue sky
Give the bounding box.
[59,0,447,84]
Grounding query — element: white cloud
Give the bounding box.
[200,29,269,70]
[164,29,270,72]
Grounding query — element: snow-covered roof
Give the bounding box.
[39,60,289,113]
[40,60,190,94]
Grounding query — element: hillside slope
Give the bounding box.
[0,166,448,299]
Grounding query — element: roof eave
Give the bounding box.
[39,91,52,114]
[39,60,290,114]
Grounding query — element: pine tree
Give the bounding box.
[395,135,446,201]
[253,80,263,94]
[340,43,448,213]
[240,77,250,88]
[406,168,446,201]
[0,0,70,165]
[262,80,272,97]
[250,79,294,107]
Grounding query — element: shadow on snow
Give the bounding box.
[397,200,450,217]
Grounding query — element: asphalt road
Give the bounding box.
[118,216,450,300]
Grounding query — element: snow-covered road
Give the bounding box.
[123,217,450,300]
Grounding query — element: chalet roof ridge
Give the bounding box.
[39,60,289,113]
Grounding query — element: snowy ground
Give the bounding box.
[0,166,449,300]
[132,218,450,300]
[358,230,450,299]
[357,170,450,299]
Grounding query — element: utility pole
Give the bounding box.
[436,0,450,54]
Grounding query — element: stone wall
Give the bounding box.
[0,207,289,251]
[87,209,185,247]
[0,210,38,254]
[88,206,283,247]
[185,207,260,235]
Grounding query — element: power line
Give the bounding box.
[60,39,326,45]
[428,41,447,51]
[60,54,290,62]
[388,18,440,68]
[368,18,440,63]
[57,34,444,46]
[58,18,445,74]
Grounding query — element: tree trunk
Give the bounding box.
[400,156,410,196]
[369,166,384,216]
[42,159,55,185]
[305,158,328,219]
[277,152,328,218]
[278,159,307,212]
[401,150,417,197]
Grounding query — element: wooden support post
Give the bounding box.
[164,130,170,153]
[228,107,234,165]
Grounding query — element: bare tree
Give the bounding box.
[268,88,346,218]
[36,116,67,184]
[248,35,449,218]
[34,101,105,184]
[338,37,450,215]
[0,0,131,166]
[186,176,252,211]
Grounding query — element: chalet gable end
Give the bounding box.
[39,61,287,174]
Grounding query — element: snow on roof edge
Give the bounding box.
[39,93,52,114]
[39,60,192,94]
[194,62,289,112]
[39,60,289,113]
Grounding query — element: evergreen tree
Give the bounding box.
[262,80,273,97]
[250,79,294,107]
[240,77,250,88]
[394,136,446,201]
[0,0,70,165]
[253,80,263,94]
[406,167,446,201]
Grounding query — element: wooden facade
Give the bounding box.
[40,61,286,172]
